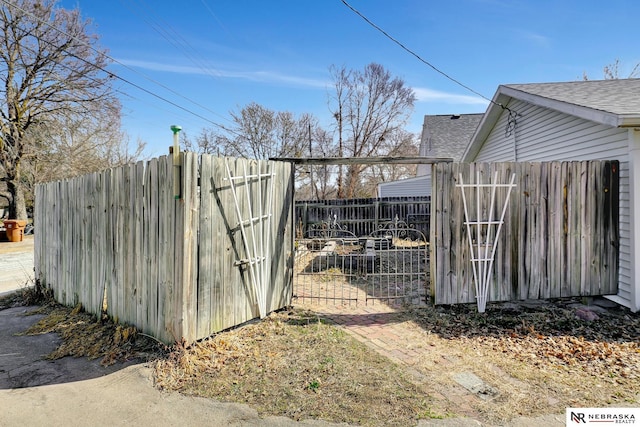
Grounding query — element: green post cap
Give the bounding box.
[170,125,182,134]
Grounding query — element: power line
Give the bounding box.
[120,0,227,84]
[119,0,238,127]
[0,0,236,133]
[0,19,208,136]
[340,0,495,105]
[200,0,235,40]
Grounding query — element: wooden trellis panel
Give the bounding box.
[35,154,294,344]
[431,161,619,305]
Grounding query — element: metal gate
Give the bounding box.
[293,215,428,306]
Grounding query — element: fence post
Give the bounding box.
[303,202,308,237]
[170,125,182,199]
[374,200,379,232]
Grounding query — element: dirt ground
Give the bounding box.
[1,286,638,427]
[153,298,639,426]
[399,300,639,422]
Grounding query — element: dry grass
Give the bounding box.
[403,301,640,423]
[20,304,161,365]
[0,280,53,309]
[2,286,163,366]
[153,308,438,426]
[2,287,638,426]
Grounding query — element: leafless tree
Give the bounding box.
[328,63,416,198]
[182,64,417,201]
[0,0,118,219]
[185,103,328,197]
[218,102,315,160]
[185,103,317,159]
[295,126,338,201]
[180,128,225,156]
[31,106,145,183]
[362,129,418,196]
[583,58,640,80]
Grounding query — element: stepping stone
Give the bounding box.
[452,371,499,401]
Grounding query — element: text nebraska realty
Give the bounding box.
[572,412,636,424]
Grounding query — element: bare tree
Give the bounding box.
[0,0,117,219]
[187,103,327,189]
[32,105,145,183]
[185,103,316,160]
[295,125,338,201]
[328,63,416,198]
[583,58,640,80]
[218,102,315,160]
[363,129,418,196]
[181,128,225,155]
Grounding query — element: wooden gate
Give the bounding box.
[431,161,619,305]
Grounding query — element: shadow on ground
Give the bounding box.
[0,305,140,389]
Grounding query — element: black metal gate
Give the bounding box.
[293,216,429,306]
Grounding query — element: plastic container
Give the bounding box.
[4,219,28,242]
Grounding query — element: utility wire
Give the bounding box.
[200,0,235,40]
[0,20,208,133]
[0,0,236,133]
[121,0,227,84]
[117,0,236,127]
[340,0,497,106]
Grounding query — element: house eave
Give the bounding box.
[462,92,509,161]
[462,84,640,161]
[500,85,640,128]
[618,116,640,127]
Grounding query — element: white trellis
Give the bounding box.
[225,158,275,318]
[457,171,516,313]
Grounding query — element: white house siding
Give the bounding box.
[378,174,431,198]
[417,140,429,176]
[472,100,632,307]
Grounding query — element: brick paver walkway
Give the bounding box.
[297,301,567,427]
[298,301,429,367]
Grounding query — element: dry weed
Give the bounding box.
[17,302,163,366]
[405,301,640,423]
[154,308,439,426]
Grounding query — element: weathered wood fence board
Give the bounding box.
[34,154,293,344]
[431,161,619,305]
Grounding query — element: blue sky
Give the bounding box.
[58,0,640,157]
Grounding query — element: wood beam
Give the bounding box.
[269,156,453,165]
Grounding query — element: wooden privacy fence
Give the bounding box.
[34,153,294,344]
[431,161,619,305]
[295,196,430,238]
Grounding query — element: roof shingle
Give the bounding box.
[421,113,483,161]
[504,78,640,116]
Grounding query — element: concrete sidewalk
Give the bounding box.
[0,364,347,427]
[0,235,34,296]
[0,305,348,427]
